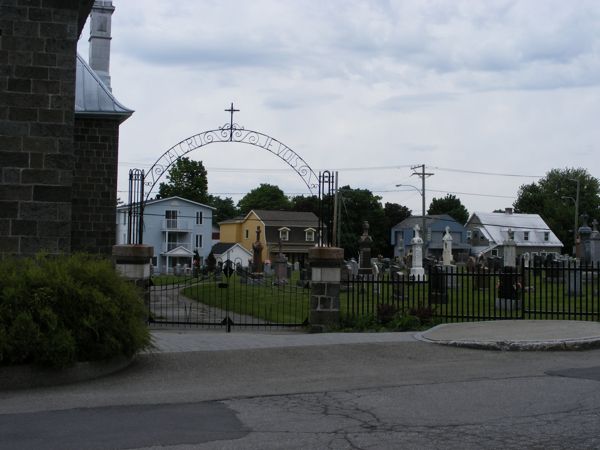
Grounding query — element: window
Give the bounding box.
[466,230,472,240]
[165,210,177,228]
[279,227,290,241]
[196,211,203,225]
[524,231,529,241]
[544,232,549,241]
[195,234,202,248]
[245,229,249,239]
[305,228,315,242]
[491,249,499,257]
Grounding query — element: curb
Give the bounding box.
[0,356,134,391]
[414,327,600,351]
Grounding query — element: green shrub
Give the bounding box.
[0,253,151,368]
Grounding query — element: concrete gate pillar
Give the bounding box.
[309,247,344,331]
[113,244,154,307]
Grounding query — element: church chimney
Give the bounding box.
[88,1,115,90]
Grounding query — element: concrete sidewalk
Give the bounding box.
[416,320,600,350]
[150,320,600,353]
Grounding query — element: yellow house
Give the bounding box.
[218,209,320,266]
[219,211,268,262]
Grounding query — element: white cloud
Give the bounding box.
[78,0,600,215]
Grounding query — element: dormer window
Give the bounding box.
[279,227,290,241]
[305,228,315,242]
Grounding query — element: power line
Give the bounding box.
[430,166,543,178]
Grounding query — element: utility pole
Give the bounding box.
[332,171,339,247]
[411,164,434,250]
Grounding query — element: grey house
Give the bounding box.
[391,214,471,261]
[465,208,563,258]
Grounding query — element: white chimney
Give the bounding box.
[88,1,115,90]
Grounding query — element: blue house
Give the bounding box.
[117,197,216,274]
[390,214,471,262]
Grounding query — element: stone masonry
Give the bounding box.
[0,0,94,257]
[71,117,119,254]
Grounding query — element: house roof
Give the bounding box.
[392,214,459,230]
[75,54,133,121]
[218,215,245,225]
[249,210,319,228]
[468,212,563,247]
[116,196,216,211]
[163,245,193,257]
[211,242,252,257]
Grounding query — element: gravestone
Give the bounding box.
[503,228,516,268]
[358,221,373,275]
[429,265,448,304]
[442,226,453,266]
[589,220,600,264]
[521,252,530,289]
[495,266,522,312]
[349,259,359,278]
[441,226,457,288]
[273,239,288,285]
[251,226,264,274]
[578,214,593,265]
[410,225,426,281]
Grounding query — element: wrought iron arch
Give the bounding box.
[144,110,318,202]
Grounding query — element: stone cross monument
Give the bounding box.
[410,225,425,280]
[358,221,373,275]
[252,226,264,274]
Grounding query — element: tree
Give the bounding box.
[513,168,600,254]
[383,202,412,257]
[157,157,209,204]
[290,195,321,214]
[338,186,387,258]
[427,194,469,225]
[237,184,291,214]
[207,195,238,224]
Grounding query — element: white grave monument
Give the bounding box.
[410,225,425,280]
[503,228,516,268]
[442,226,453,266]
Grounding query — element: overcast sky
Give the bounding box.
[78,0,600,217]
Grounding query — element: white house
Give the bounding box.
[211,242,252,267]
[465,208,563,257]
[117,196,216,274]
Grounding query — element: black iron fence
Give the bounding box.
[343,262,600,323]
[148,268,309,330]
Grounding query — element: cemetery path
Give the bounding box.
[149,283,266,327]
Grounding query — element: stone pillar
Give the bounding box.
[410,225,425,281]
[113,244,154,308]
[309,247,343,331]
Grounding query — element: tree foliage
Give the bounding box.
[338,186,388,258]
[513,168,600,253]
[427,194,469,224]
[158,157,209,204]
[207,195,238,224]
[237,183,291,214]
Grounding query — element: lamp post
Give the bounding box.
[396,183,427,247]
[561,178,580,256]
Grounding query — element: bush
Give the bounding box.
[0,253,151,368]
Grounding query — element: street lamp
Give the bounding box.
[396,183,426,245]
[561,178,580,256]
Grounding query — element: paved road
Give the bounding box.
[1,335,600,449]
